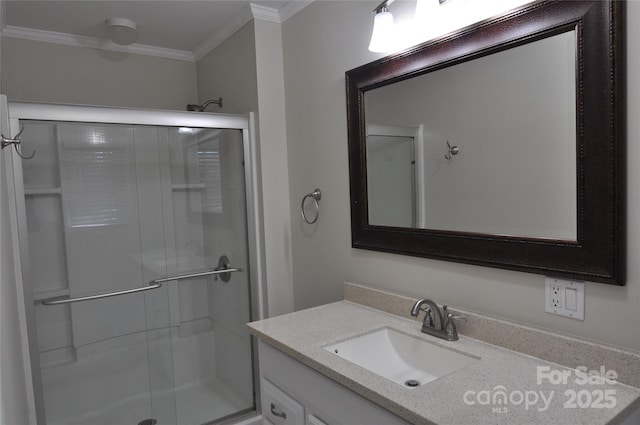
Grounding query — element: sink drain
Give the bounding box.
[138,419,157,425]
[404,379,420,388]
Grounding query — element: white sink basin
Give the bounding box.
[324,327,478,388]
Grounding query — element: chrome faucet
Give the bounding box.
[410,299,466,341]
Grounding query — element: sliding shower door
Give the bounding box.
[12,111,256,425]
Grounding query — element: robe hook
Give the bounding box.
[1,125,35,159]
[445,140,459,160]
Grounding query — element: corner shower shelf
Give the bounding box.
[24,187,62,196]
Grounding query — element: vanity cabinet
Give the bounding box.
[258,341,410,425]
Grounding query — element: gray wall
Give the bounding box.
[196,22,258,115]
[1,37,197,110]
[253,19,294,316]
[282,0,640,352]
[198,18,295,317]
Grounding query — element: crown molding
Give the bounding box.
[1,25,195,62]
[1,0,315,64]
[250,1,313,24]
[193,2,307,61]
[193,3,255,60]
[250,3,281,23]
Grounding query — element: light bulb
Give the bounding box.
[368,9,396,53]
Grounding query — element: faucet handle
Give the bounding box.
[444,312,467,341]
[443,306,466,322]
[447,312,467,322]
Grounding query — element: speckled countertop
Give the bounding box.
[247,301,640,425]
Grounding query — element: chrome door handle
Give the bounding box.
[212,255,236,282]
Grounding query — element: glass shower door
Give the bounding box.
[164,126,254,424]
[17,119,254,425]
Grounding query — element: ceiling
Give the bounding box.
[1,1,308,60]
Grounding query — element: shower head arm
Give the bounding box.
[186,97,223,112]
[202,97,223,110]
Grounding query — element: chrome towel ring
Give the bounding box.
[301,188,322,224]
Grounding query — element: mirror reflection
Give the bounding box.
[364,30,577,240]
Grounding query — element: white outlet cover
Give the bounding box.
[545,277,585,320]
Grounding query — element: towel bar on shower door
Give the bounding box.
[40,266,241,306]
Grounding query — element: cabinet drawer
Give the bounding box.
[261,378,305,424]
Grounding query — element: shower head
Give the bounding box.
[186,97,223,112]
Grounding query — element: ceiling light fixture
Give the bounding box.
[105,17,139,45]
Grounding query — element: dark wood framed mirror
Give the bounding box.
[346,0,625,285]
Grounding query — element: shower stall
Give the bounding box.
[3,101,263,425]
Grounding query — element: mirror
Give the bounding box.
[365,31,577,240]
[346,1,625,285]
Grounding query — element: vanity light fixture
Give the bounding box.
[415,0,451,23]
[368,1,396,53]
[369,0,452,53]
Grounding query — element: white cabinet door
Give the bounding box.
[261,377,305,425]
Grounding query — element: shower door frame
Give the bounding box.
[6,101,266,425]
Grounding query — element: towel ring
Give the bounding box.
[301,188,321,224]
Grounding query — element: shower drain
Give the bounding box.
[137,419,157,425]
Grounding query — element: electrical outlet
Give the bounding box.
[545,277,584,320]
[549,284,562,309]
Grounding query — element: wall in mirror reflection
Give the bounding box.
[365,31,577,241]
